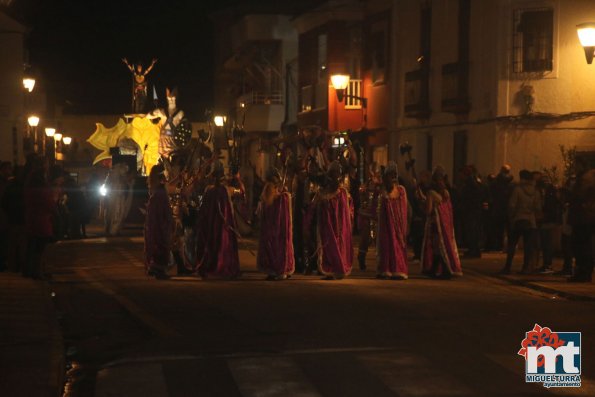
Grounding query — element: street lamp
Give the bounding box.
[213,115,226,127]
[44,127,55,157]
[54,133,63,162]
[330,73,368,108]
[27,115,40,153]
[577,22,595,64]
[62,136,72,145]
[23,77,36,93]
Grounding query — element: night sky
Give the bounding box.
[3,0,267,119]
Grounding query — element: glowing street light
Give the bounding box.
[27,116,40,153]
[330,74,350,91]
[62,136,72,145]
[27,115,40,127]
[43,128,56,156]
[577,22,595,64]
[23,77,36,93]
[330,73,367,107]
[54,133,62,142]
[213,115,226,127]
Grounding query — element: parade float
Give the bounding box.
[87,59,211,239]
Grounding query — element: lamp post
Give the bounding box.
[330,73,368,108]
[213,115,226,127]
[62,137,72,164]
[23,77,36,93]
[45,127,55,160]
[54,133,62,162]
[577,23,595,64]
[27,115,40,153]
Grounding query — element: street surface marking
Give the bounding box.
[95,363,168,397]
[115,247,145,268]
[358,351,474,396]
[102,346,401,368]
[78,270,180,337]
[486,354,595,396]
[228,356,322,397]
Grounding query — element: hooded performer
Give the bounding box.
[195,161,241,279]
[257,167,295,280]
[315,161,353,279]
[376,162,409,280]
[421,167,463,278]
[144,164,173,279]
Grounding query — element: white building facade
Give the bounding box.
[394,0,595,182]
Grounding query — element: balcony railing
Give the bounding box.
[238,91,283,108]
[404,69,430,119]
[345,79,363,109]
[441,62,470,114]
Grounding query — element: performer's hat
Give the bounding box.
[327,160,342,181]
[212,160,225,180]
[385,161,398,178]
[265,167,281,182]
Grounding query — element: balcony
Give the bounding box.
[344,79,363,109]
[404,69,430,119]
[236,91,284,133]
[441,62,470,114]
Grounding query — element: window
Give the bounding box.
[301,85,313,112]
[513,8,553,73]
[366,18,388,84]
[317,34,327,82]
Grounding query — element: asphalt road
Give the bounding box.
[47,236,595,397]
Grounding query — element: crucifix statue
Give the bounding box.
[122,58,157,114]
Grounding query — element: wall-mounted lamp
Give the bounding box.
[330,74,367,108]
[577,22,595,64]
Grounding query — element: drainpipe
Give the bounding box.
[388,0,399,162]
[281,62,291,135]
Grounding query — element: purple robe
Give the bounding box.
[144,187,173,274]
[377,185,409,278]
[421,190,463,277]
[257,188,295,277]
[316,187,353,277]
[195,184,240,278]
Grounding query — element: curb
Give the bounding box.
[42,282,65,397]
[495,276,595,302]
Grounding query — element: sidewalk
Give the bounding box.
[460,252,595,301]
[0,272,64,397]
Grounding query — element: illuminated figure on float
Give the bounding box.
[122,58,157,114]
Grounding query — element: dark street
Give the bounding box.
[45,235,594,397]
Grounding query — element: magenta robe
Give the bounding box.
[377,186,409,278]
[195,184,240,278]
[257,189,295,277]
[421,190,463,277]
[144,187,173,274]
[316,188,353,277]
